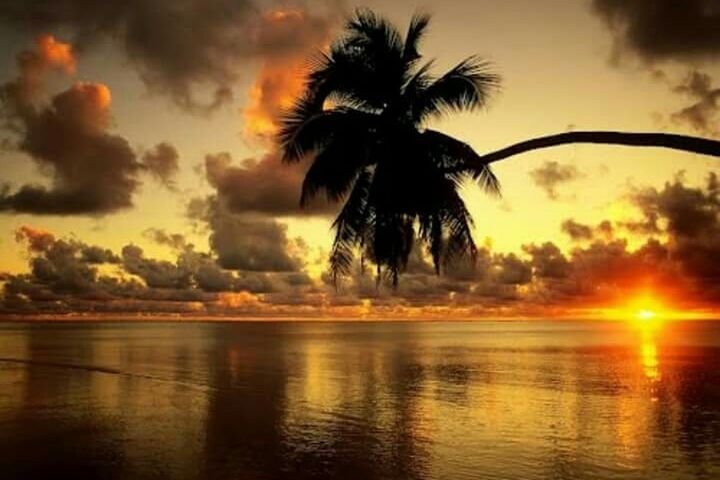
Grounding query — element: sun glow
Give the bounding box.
[635,308,657,322]
[602,292,676,325]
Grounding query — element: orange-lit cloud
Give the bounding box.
[35,34,76,74]
[243,61,308,138]
[242,9,334,140]
[0,38,178,215]
[14,225,55,253]
[217,291,262,309]
[4,34,76,105]
[0,1,344,113]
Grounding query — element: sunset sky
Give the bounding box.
[1,0,720,319]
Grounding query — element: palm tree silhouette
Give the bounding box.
[280,9,720,285]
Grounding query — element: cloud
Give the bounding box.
[592,0,720,63]
[0,81,142,215]
[523,242,571,279]
[625,172,720,298]
[203,151,333,217]
[561,219,615,242]
[0,1,341,114]
[140,142,180,190]
[669,70,720,136]
[121,244,193,289]
[142,228,190,251]
[529,161,582,200]
[187,195,303,272]
[5,174,720,317]
[3,224,316,315]
[0,37,182,215]
[0,34,76,109]
[561,219,593,241]
[14,224,116,295]
[14,225,55,252]
[242,9,335,139]
[591,1,720,134]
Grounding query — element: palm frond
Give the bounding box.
[440,189,477,264]
[403,12,431,64]
[414,56,500,123]
[329,169,374,284]
[422,129,502,196]
[346,8,404,58]
[279,107,378,163]
[300,137,370,206]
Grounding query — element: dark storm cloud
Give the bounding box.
[0,38,183,215]
[529,161,582,200]
[0,0,341,113]
[204,151,334,217]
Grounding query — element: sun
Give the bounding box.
[635,309,657,321]
[626,295,666,324]
[602,292,673,324]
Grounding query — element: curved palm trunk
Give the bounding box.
[463,131,720,168]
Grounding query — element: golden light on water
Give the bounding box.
[619,294,665,381]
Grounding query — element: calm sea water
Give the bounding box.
[0,320,719,480]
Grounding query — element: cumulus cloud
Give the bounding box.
[242,9,335,139]
[625,173,720,297]
[0,1,341,114]
[529,161,582,200]
[5,172,720,317]
[3,224,315,315]
[204,151,333,217]
[0,36,181,215]
[0,81,141,214]
[13,224,117,295]
[187,195,303,272]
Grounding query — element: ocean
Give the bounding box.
[0,320,719,479]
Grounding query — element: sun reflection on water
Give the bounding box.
[634,318,663,388]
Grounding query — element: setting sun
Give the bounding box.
[601,292,677,324]
[629,295,665,322]
[636,309,657,321]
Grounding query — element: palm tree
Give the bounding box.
[279,9,720,285]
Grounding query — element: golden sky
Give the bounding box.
[1,0,720,319]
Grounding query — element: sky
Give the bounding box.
[1,0,720,319]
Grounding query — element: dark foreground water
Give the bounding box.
[0,321,719,480]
